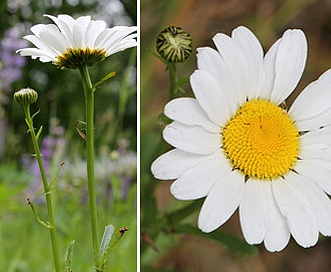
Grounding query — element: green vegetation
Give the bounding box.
[0,0,137,270]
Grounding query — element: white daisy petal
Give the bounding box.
[105,37,138,55]
[294,159,331,195]
[39,25,70,53]
[213,32,249,104]
[72,16,91,48]
[23,35,59,57]
[197,47,239,114]
[163,122,221,154]
[57,14,76,29]
[260,39,281,100]
[272,178,319,248]
[239,179,267,244]
[96,26,137,53]
[170,158,231,200]
[151,149,224,180]
[44,14,75,47]
[198,170,244,233]
[289,69,331,129]
[30,24,47,36]
[85,20,106,48]
[300,145,331,162]
[270,29,307,104]
[17,48,55,62]
[263,181,290,252]
[295,108,331,131]
[290,69,331,119]
[287,172,331,236]
[190,70,231,126]
[164,98,220,132]
[94,28,118,49]
[300,126,331,146]
[301,158,331,169]
[232,26,265,99]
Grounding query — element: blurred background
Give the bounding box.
[141,0,331,271]
[0,0,137,271]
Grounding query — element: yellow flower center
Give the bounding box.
[56,48,106,69]
[222,99,299,180]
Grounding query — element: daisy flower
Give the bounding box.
[151,26,331,252]
[17,14,137,69]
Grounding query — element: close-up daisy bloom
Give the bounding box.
[151,26,331,252]
[17,14,137,69]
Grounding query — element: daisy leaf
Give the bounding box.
[65,240,75,271]
[100,225,115,258]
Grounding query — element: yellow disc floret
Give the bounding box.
[222,99,299,180]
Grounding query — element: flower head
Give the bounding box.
[156,26,192,63]
[17,14,137,69]
[14,87,38,105]
[152,26,331,252]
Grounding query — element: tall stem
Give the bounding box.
[168,63,178,100]
[79,65,100,267]
[23,105,61,272]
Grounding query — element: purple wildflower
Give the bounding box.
[0,26,28,91]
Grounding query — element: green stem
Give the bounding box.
[168,63,177,100]
[23,105,61,272]
[79,65,101,268]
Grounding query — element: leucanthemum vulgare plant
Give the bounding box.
[15,14,137,271]
[151,26,331,252]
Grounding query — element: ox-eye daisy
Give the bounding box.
[17,14,137,69]
[151,26,331,252]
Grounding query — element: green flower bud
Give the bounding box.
[14,88,38,105]
[156,26,192,63]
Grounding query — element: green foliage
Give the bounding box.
[1,0,137,270]
[100,225,115,260]
[0,166,137,271]
[0,164,31,213]
[65,240,75,271]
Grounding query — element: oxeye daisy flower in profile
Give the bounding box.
[17,14,137,69]
[151,26,331,252]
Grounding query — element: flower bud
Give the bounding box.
[156,26,192,63]
[14,88,38,105]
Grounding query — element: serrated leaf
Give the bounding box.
[176,224,257,256]
[100,225,115,258]
[65,240,75,269]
